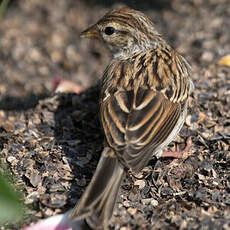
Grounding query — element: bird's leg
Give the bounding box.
[161,137,192,167]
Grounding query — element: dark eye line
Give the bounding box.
[119,30,129,35]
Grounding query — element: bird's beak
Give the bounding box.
[80,25,99,39]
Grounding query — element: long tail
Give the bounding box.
[69,147,124,229]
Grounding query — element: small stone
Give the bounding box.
[134,180,146,189]
[133,172,143,179]
[7,156,17,164]
[127,207,137,216]
[123,200,131,208]
[44,208,54,217]
[35,212,43,218]
[128,192,139,202]
[197,173,205,180]
[51,50,62,62]
[201,51,214,62]
[150,199,159,207]
[185,114,192,127]
[120,227,131,230]
[30,173,42,187]
[25,191,39,204]
[141,198,153,205]
[29,48,42,62]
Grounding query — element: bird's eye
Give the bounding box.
[104,26,115,35]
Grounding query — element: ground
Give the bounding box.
[0,0,230,229]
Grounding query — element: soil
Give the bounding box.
[0,0,230,229]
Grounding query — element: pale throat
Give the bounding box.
[112,39,161,59]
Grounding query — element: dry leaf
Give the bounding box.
[217,54,230,66]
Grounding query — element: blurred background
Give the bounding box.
[0,0,229,110]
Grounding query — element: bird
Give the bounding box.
[69,7,194,230]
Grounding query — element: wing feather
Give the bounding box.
[100,48,192,172]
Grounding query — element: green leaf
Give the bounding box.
[0,174,22,224]
[0,0,10,18]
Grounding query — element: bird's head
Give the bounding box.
[80,8,164,59]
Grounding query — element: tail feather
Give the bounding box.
[69,147,124,229]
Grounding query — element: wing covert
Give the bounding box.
[100,48,191,172]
